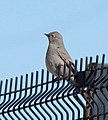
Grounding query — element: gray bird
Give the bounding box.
[45,31,77,85]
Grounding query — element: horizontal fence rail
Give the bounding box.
[0,54,108,120]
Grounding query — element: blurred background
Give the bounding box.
[0,0,108,80]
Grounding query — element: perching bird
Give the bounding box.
[45,31,77,85]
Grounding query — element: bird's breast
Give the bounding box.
[46,48,64,75]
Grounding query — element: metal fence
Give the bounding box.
[0,54,108,120]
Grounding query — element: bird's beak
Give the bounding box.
[44,33,50,38]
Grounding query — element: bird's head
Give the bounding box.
[44,31,64,46]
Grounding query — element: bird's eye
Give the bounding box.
[51,34,55,38]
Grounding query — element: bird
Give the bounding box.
[45,31,77,85]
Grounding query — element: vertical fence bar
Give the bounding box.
[85,57,88,70]
[0,80,8,109]
[80,58,83,71]
[23,72,34,120]
[7,77,18,119]
[29,71,40,120]
[13,75,23,119]
[2,78,13,119]
[33,69,46,120]
[0,81,3,101]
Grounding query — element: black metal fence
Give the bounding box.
[0,54,108,120]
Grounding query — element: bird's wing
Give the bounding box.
[57,47,76,74]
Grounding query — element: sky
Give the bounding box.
[0,0,108,80]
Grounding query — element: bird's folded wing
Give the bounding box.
[57,48,76,74]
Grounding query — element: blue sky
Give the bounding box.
[0,0,108,80]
